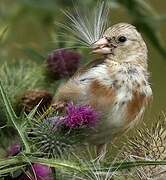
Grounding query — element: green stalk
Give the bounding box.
[104,160,166,171]
[29,158,166,173]
[28,156,83,172]
[0,155,166,176]
[0,81,30,153]
[0,165,26,175]
[0,157,20,167]
[0,155,83,176]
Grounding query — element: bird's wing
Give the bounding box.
[53,57,107,109]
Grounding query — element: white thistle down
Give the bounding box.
[61,1,109,46]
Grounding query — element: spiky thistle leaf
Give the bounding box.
[0,61,45,104]
[0,81,30,153]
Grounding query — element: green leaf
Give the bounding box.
[26,100,42,120]
[0,81,17,126]
[0,81,30,153]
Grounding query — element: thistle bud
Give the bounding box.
[19,164,53,180]
[32,164,53,180]
[46,49,81,80]
[7,143,21,156]
[30,117,74,157]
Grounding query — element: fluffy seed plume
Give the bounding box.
[60,1,109,46]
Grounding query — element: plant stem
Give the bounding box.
[0,81,30,153]
[105,160,166,171]
[1,155,166,176]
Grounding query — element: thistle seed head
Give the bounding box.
[62,1,109,46]
[122,114,166,179]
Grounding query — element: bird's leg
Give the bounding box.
[96,143,107,162]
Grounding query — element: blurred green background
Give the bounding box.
[0,0,165,123]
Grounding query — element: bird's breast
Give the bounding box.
[81,63,152,144]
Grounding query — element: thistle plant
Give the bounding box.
[0,82,166,179]
[29,103,99,158]
[7,143,21,156]
[63,103,99,128]
[29,117,75,158]
[18,163,54,180]
[121,114,166,179]
[46,48,81,80]
[0,61,45,106]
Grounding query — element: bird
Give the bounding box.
[53,23,153,156]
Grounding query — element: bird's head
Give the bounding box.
[92,23,148,67]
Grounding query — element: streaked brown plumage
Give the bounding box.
[53,23,152,153]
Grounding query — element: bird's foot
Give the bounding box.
[92,144,107,163]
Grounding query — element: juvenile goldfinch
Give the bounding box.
[54,23,152,153]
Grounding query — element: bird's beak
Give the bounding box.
[91,37,111,54]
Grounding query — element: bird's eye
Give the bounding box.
[118,36,127,43]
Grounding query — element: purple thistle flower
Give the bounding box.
[63,103,99,128]
[19,164,53,180]
[7,143,21,156]
[32,164,53,180]
[46,48,81,79]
